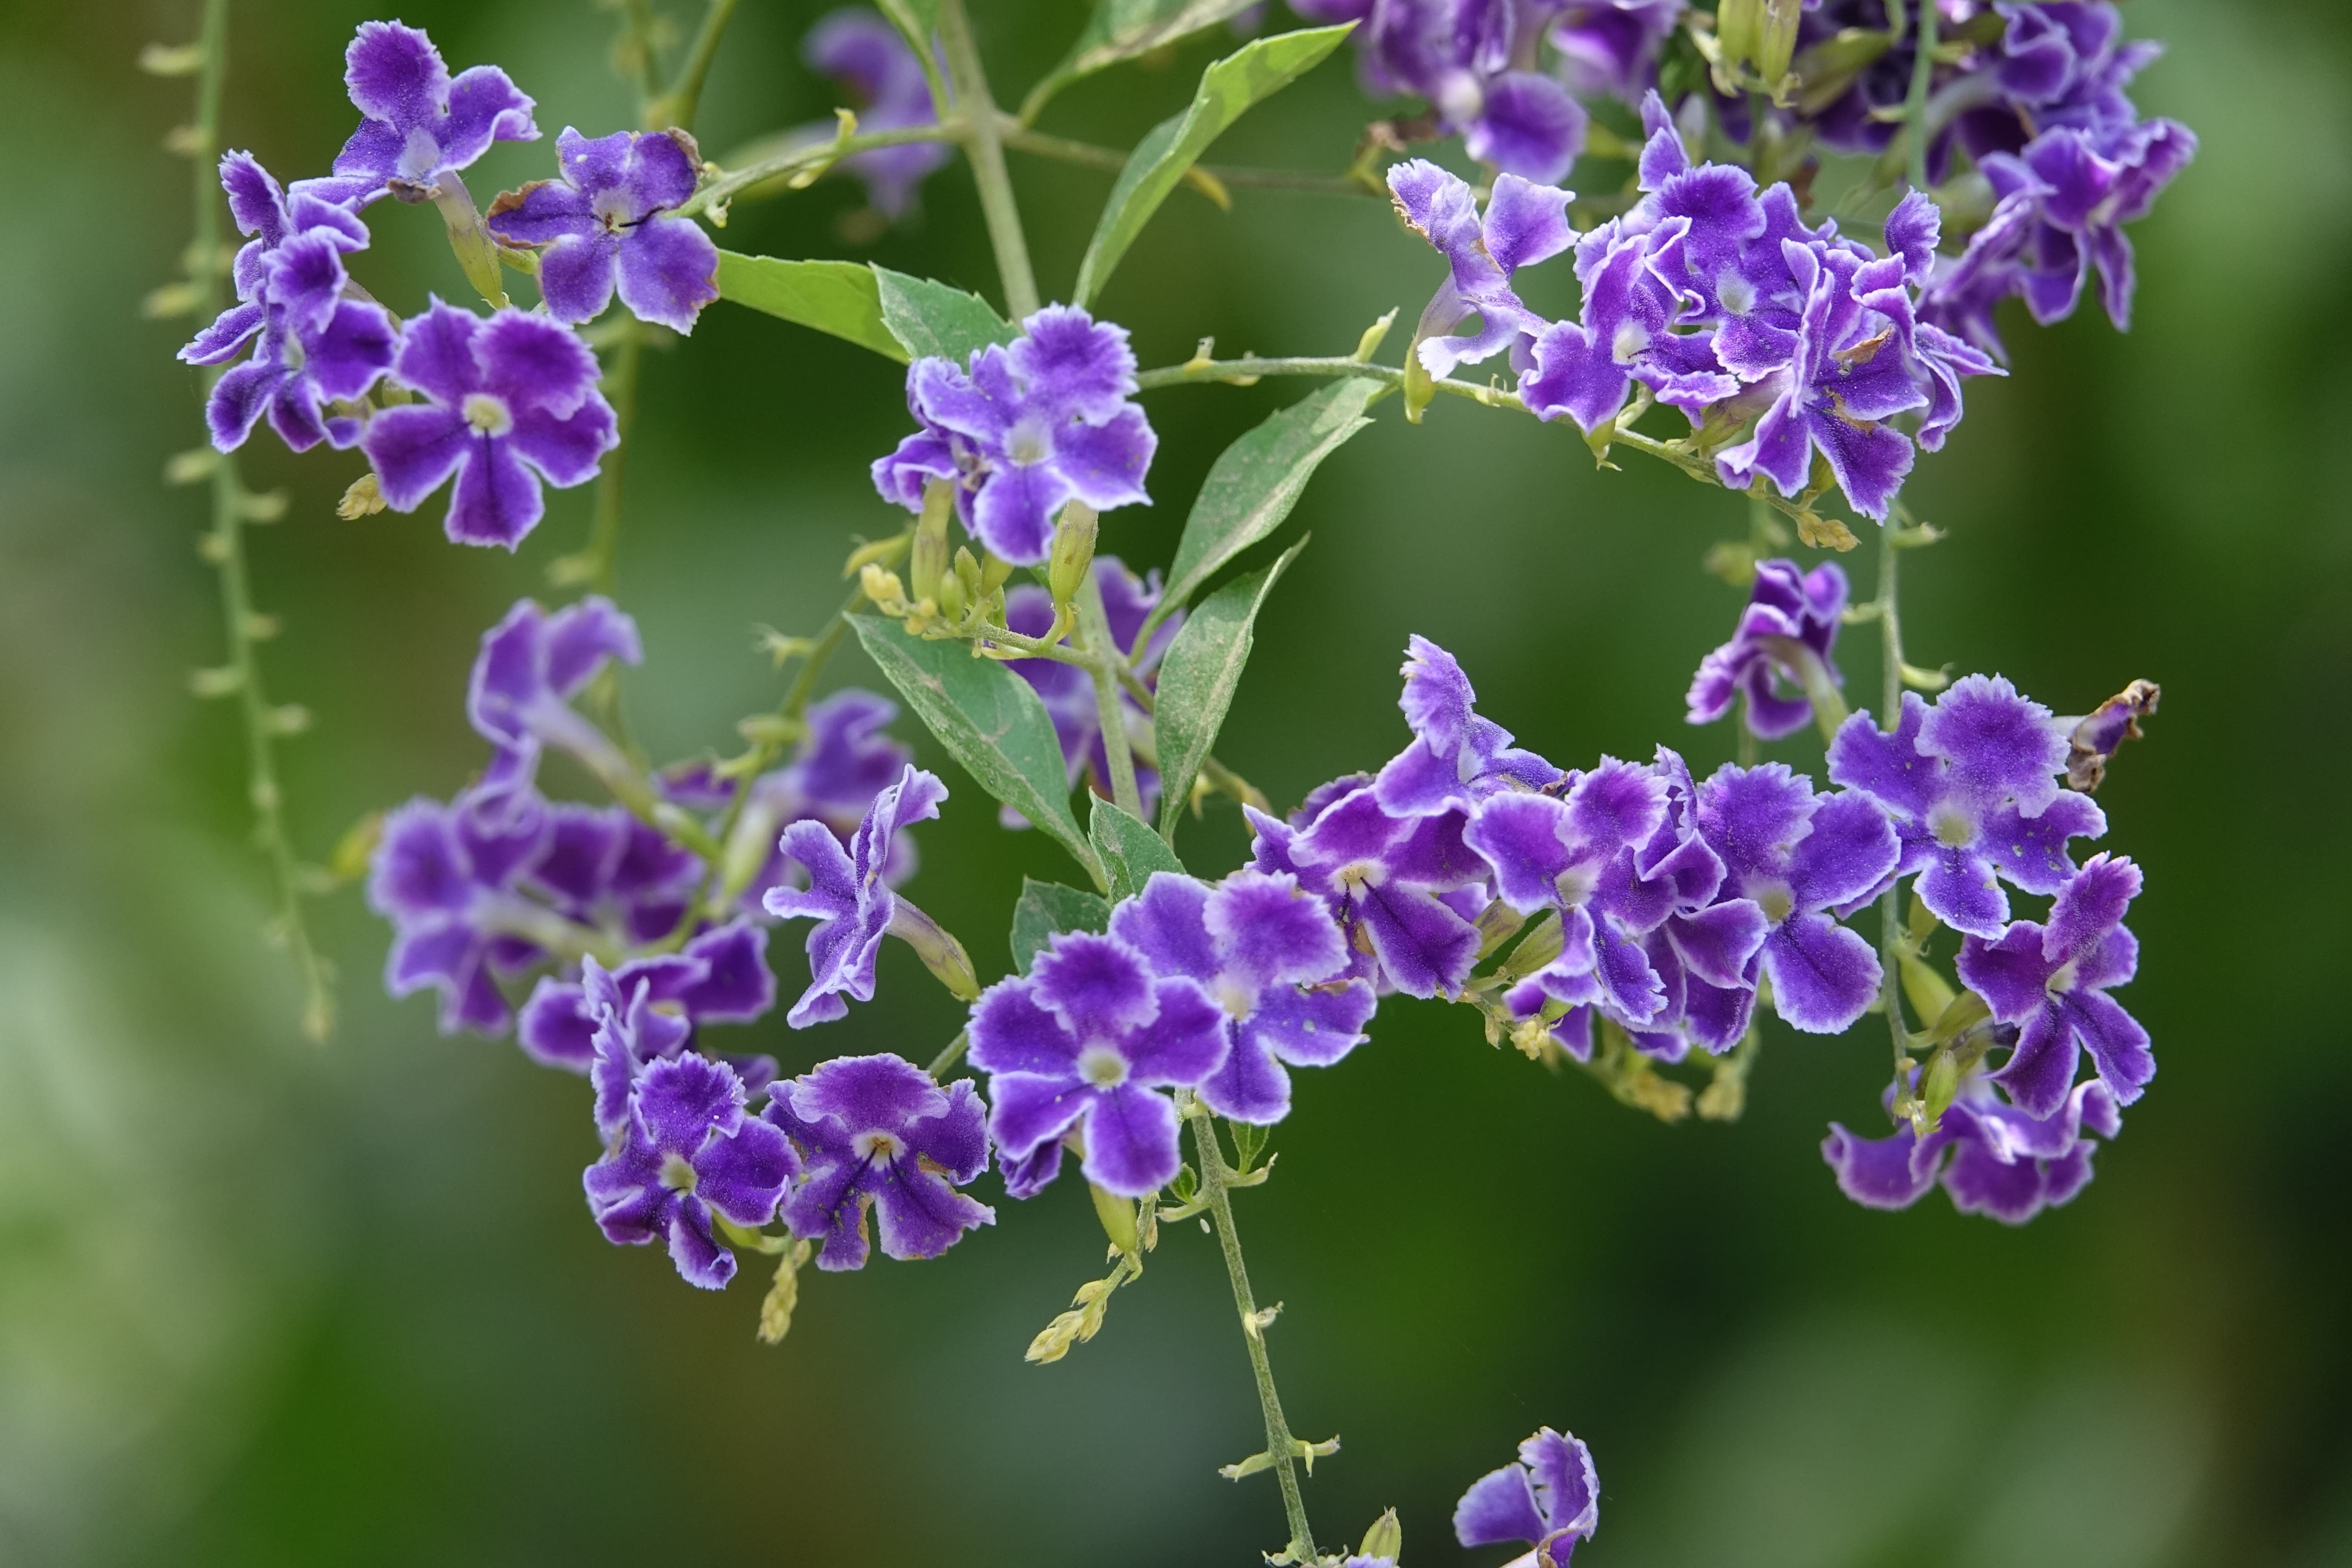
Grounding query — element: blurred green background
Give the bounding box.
[2,0,2347,1562]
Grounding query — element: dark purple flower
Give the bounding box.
[1686,558,1848,741]
[1824,1072,2120,1225]
[1550,0,1686,101]
[486,127,718,333]
[521,803,703,946]
[1388,160,1577,383]
[872,305,1156,565]
[1454,1426,1600,1567]
[468,595,640,787]
[184,234,397,454]
[1624,748,1771,1057]
[1360,0,1587,182]
[182,151,371,366]
[1957,852,2150,1118]
[518,919,775,1072]
[1973,119,2196,335]
[1001,559,1180,819]
[361,301,618,549]
[1110,870,1375,1124]
[966,930,1229,1197]
[582,1042,798,1290]
[1693,762,1898,1032]
[368,784,554,1035]
[766,1052,994,1269]
[1374,634,1565,817]
[1828,677,2106,939]
[296,21,538,209]
[804,9,951,218]
[763,765,956,1027]
[722,689,914,910]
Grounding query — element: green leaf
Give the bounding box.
[1020,0,1268,124]
[872,266,1019,362]
[714,253,908,362]
[1089,796,1185,902]
[1071,25,1354,306]
[1158,378,1377,615]
[848,615,1102,885]
[1152,538,1305,840]
[1010,878,1114,975]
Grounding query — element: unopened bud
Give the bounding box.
[756,1239,812,1345]
[1917,1049,1960,1135]
[238,488,288,523]
[162,123,203,157]
[887,900,979,1001]
[1089,1182,1140,1257]
[138,42,204,76]
[1357,1507,1403,1562]
[910,478,953,603]
[860,563,910,612]
[1898,952,1957,1034]
[337,472,385,518]
[165,447,219,486]
[266,703,312,736]
[1047,502,1099,607]
[188,664,243,698]
[328,810,385,887]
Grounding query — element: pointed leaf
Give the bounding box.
[849,615,1102,885]
[1010,878,1115,974]
[1153,539,1305,840]
[715,253,908,362]
[1071,25,1354,306]
[1158,378,1376,616]
[873,266,1020,362]
[1089,795,1186,902]
[1020,0,1269,123]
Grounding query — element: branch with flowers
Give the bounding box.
[153,0,2190,1561]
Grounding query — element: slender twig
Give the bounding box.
[175,0,334,1041]
[1073,568,1145,820]
[1191,1114,1318,1563]
[1003,127,1375,198]
[682,122,965,219]
[1874,521,1911,1097]
[1904,0,1938,194]
[648,0,741,133]
[935,0,1039,319]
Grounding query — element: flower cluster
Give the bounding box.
[180,20,725,549]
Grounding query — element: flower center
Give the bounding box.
[658,1151,698,1194]
[1752,879,1796,925]
[591,189,634,234]
[1212,977,1257,1019]
[2047,959,2080,995]
[1333,858,1388,892]
[1004,414,1055,467]
[1928,802,1976,849]
[1076,1043,1131,1088]
[1611,319,1651,365]
[1554,863,1597,907]
[852,1129,903,1164]
[462,392,514,436]
[1717,272,1756,316]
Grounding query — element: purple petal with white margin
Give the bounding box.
[445,435,542,549]
[971,462,1071,566]
[1917,673,2068,817]
[508,399,619,488]
[1788,792,1901,911]
[1762,913,1883,1032]
[1454,1465,1548,1549]
[1051,406,1158,511]
[616,216,719,334]
[361,404,469,509]
[1080,1082,1183,1197]
[1822,1122,1940,1209]
[535,233,619,325]
[1123,978,1230,1087]
[1008,305,1139,424]
[1979,791,2106,894]
[478,310,603,417]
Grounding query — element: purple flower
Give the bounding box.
[763,764,956,1027]
[1359,0,1587,182]
[1550,0,1686,102]
[1110,870,1375,1124]
[966,930,1229,1197]
[181,151,372,370]
[1000,559,1180,818]
[872,305,1157,566]
[1454,1426,1601,1567]
[521,803,702,946]
[1828,677,2106,939]
[1374,635,1565,819]
[1623,748,1771,1057]
[1967,120,2196,337]
[721,689,915,910]
[368,784,552,1034]
[582,1044,798,1290]
[486,127,719,333]
[1388,160,1577,383]
[518,919,775,1072]
[1825,1073,2120,1225]
[766,1053,994,1269]
[361,302,618,549]
[1686,558,1847,741]
[468,596,641,787]
[1693,762,1898,1033]
[804,9,951,218]
[297,21,538,209]
[1957,852,2151,1118]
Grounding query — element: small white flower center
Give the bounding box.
[1554,863,1598,907]
[591,189,633,233]
[1717,272,1756,317]
[2047,960,2080,995]
[1077,1043,1131,1088]
[1334,858,1389,892]
[1928,801,1977,849]
[1611,319,1652,365]
[1004,414,1055,467]
[1752,879,1796,925]
[1213,977,1257,1019]
[462,392,514,436]
[397,125,442,182]
[853,1129,903,1163]
[658,1151,699,1193]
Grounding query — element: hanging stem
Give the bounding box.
[1191,1114,1318,1564]
[935,0,1039,319]
[1072,568,1145,820]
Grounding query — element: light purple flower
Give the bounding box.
[1958,852,2151,1118]
[1111,870,1375,1124]
[1374,634,1565,818]
[766,1053,994,1269]
[1551,0,1686,101]
[1824,1072,2119,1225]
[872,305,1157,565]
[1388,160,1577,384]
[1000,558,1180,819]
[804,9,951,218]
[181,151,370,367]
[1454,1426,1601,1567]
[966,930,1229,1197]
[1686,559,1847,741]
[518,919,775,1072]
[582,1041,798,1290]
[763,764,953,1027]
[487,127,718,333]
[367,784,552,1035]
[721,689,915,911]
[297,20,537,209]
[1828,677,2106,939]
[362,302,618,548]
[1693,762,1898,1033]
[468,595,640,787]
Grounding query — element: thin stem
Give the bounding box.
[1073,568,1145,820]
[620,0,665,102]
[650,0,741,133]
[1002,127,1375,197]
[1874,521,1911,1093]
[682,122,964,219]
[935,0,1039,319]
[1191,1114,1317,1563]
[1905,0,1938,194]
[183,0,334,1041]
[925,1030,971,1080]
[566,326,641,600]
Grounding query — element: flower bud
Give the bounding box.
[1047,502,1098,609]
[886,899,980,1001]
[1090,1182,1140,1257]
[1357,1507,1403,1563]
[910,478,953,603]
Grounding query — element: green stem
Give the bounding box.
[1002,127,1375,197]
[925,1030,971,1080]
[1191,1115,1317,1563]
[1072,568,1145,820]
[935,0,1039,319]
[183,0,333,1041]
[619,0,665,101]
[1874,521,1911,1096]
[682,122,964,219]
[565,327,640,598]
[649,0,741,133]
[1904,0,1938,194]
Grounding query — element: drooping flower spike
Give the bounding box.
[487,127,720,333]
[1454,1426,1601,1567]
[361,302,619,548]
[298,20,538,209]
[766,1053,994,1270]
[181,151,370,367]
[1687,559,1848,741]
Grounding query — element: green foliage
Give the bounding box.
[1020,0,1270,124]
[874,266,1020,361]
[1152,539,1305,841]
[713,253,908,361]
[1009,878,1115,974]
[1070,25,1355,305]
[1088,795,1185,901]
